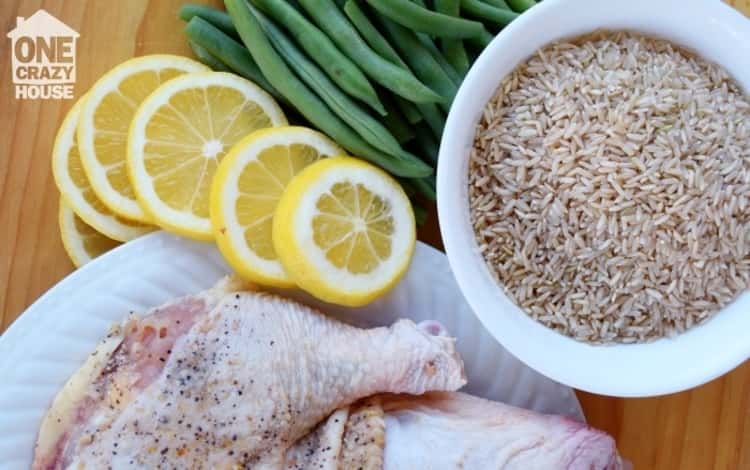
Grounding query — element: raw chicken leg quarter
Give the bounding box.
[33,278,624,469]
[33,278,466,469]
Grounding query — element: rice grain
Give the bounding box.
[468,31,750,344]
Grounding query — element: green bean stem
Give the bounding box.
[253,7,413,159]
[224,0,432,178]
[365,0,485,38]
[179,4,238,38]
[297,0,443,105]
[250,0,386,115]
[184,17,284,103]
[434,0,470,76]
[461,0,519,27]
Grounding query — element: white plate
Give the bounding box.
[0,232,582,469]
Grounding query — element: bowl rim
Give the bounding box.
[437,0,750,397]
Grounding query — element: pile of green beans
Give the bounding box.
[179,0,533,209]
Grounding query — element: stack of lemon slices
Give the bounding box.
[211,131,415,306]
[54,54,415,306]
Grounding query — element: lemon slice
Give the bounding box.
[210,127,344,287]
[53,95,153,242]
[128,72,287,240]
[59,200,121,268]
[77,55,209,222]
[273,157,416,306]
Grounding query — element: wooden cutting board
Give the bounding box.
[1,1,748,468]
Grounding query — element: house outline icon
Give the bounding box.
[7,9,79,85]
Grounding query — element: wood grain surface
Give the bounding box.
[0,1,748,468]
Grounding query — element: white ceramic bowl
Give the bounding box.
[438,0,750,397]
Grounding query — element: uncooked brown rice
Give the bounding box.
[468,31,750,344]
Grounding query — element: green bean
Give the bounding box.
[365,0,485,38]
[461,0,519,27]
[184,17,284,104]
[394,0,463,94]
[375,15,457,113]
[188,40,231,72]
[394,95,423,124]
[341,1,427,124]
[415,102,445,139]
[399,176,436,201]
[179,4,238,38]
[403,184,433,225]
[413,121,440,165]
[253,8,412,159]
[297,0,443,104]
[343,0,402,65]
[406,0,462,83]
[380,94,416,144]
[415,33,462,85]
[434,0,470,76]
[439,39,469,77]
[411,176,437,201]
[225,0,432,178]
[482,0,510,8]
[506,0,536,12]
[250,0,386,116]
[399,179,417,197]
[412,200,428,226]
[466,27,494,48]
[345,1,459,117]
[341,2,428,127]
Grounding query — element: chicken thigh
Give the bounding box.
[381,392,625,469]
[286,393,625,469]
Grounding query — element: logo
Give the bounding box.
[7,9,78,100]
